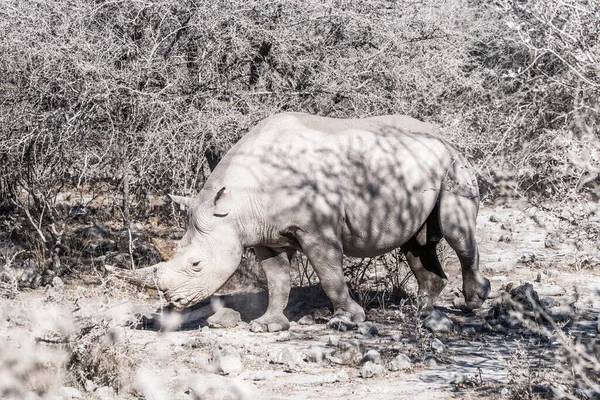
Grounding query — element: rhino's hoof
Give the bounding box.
[249,316,290,333]
[464,277,491,311]
[249,321,267,333]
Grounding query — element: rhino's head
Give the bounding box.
[113,187,244,310]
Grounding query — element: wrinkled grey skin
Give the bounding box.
[115,113,490,332]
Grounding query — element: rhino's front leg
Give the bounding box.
[296,231,366,323]
[249,246,293,333]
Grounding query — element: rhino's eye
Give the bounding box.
[192,261,200,267]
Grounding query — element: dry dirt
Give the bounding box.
[1,200,599,399]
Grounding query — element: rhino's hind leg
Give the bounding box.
[402,238,447,311]
[249,246,294,333]
[295,232,365,323]
[439,187,491,311]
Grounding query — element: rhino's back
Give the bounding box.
[208,113,461,254]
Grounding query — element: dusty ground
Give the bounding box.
[1,200,599,399]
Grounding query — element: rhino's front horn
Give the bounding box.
[106,264,161,289]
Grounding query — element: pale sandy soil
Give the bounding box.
[1,201,598,399]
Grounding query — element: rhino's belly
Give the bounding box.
[340,190,438,258]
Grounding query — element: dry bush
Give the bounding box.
[492,283,600,399]
[3,0,597,214]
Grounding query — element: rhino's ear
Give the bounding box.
[168,194,194,211]
[213,187,231,217]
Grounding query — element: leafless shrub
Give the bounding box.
[494,283,600,398]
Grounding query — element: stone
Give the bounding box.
[462,326,477,335]
[517,253,536,265]
[327,340,364,365]
[548,305,574,322]
[213,346,243,375]
[327,315,357,331]
[207,308,241,329]
[357,322,379,336]
[313,308,332,323]
[510,283,541,311]
[388,353,412,371]
[430,338,444,353]
[268,346,304,368]
[75,225,110,239]
[489,214,501,223]
[536,284,566,297]
[480,322,493,332]
[360,349,381,364]
[58,387,83,399]
[540,296,559,308]
[360,361,384,378]
[326,335,339,346]
[51,276,65,289]
[298,315,315,325]
[305,345,327,363]
[424,309,454,334]
[423,354,438,367]
[94,386,116,399]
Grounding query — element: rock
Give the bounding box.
[500,387,510,397]
[357,322,379,336]
[359,361,384,378]
[462,326,477,336]
[479,322,493,332]
[388,353,412,371]
[510,283,541,311]
[305,345,327,363]
[75,225,109,239]
[326,335,339,347]
[360,349,381,364]
[536,284,566,297]
[498,235,511,243]
[540,296,559,308]
[532,383,552,395]
[499,315,521,329]
[518,253,536,265]
[298,315,315,325]
[548,305,574,322]
[321,371,349,383]
[424,309,453,334]
[58,387,83,398]
[430,338,444,353]
[213,346,243,375]
[51,276,65,289]
[207,308,241,328]
[83,239,117,256]
[338,339,365,355]
[268,346,304,368]
[423,354,438,367]
[327,339,364,365]
[327,315,357,331]
[489,214,501,223]
[93,386,116,399]
[313,308,332,323]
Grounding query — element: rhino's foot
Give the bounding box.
[463,275,491,311]
[249,314,290,333]
[333,303,366,324]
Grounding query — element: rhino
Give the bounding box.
[112,112,490,332]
